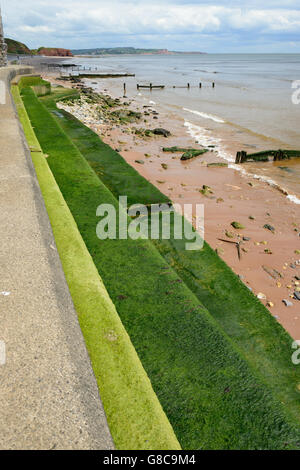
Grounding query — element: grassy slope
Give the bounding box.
[42,90,170,207]
[20,85,300,449]
[5,38,31,55]
[12,85,181,450]
[46,90,300,426]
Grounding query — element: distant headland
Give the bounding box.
[5,40,206,57]
[71,47,206,55]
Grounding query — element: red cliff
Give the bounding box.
[38,48,73,57]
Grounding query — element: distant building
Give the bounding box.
[0,7,7,66]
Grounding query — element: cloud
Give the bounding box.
[19,25,54,33]
[1,0,300,52]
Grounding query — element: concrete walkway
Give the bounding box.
[0,66,114,449]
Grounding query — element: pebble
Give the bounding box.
[231,221,245,230]
[282,299,293,307]
[257,292,266,300]
[263,224,275,233]
[294,292,300,301]
[225,231,235,239]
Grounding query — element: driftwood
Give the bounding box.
[217,238,242,260]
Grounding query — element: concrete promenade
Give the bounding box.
[0,66,114,449]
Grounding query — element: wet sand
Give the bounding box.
[44,73,300,340]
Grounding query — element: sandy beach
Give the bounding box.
[43,72,300,339]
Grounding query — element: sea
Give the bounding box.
[62,53,300,203]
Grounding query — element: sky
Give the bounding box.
[1,0,300,53]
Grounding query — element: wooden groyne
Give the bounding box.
[137,84,165,90]
[235,149,300,164]
[138,82,215,90]
[78,72,135,78]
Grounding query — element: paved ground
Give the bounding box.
[0,66,114,450]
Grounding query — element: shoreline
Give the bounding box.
[44,73,300,339]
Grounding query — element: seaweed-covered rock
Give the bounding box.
[163,147,209,159]
[263,224,275,233]
[207,162,228,167]
[231,221,245,230]
[163,146,189,153]
[110,109,142,123]
[153,128,171,137]
[181,149,208,161]
[134,128,154,138]
[199,185,213,196]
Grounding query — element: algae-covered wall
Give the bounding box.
[17,76,51,96]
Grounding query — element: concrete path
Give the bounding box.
[0,66,114,449]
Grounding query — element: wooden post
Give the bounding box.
[150,83,153,90]
[212,82,215,88]
[123,83,126,97]
[199,82,202,88]
[187,83,190,89]
[137,84,139,90]
[241,151,247,163]
[235,151,247,164]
